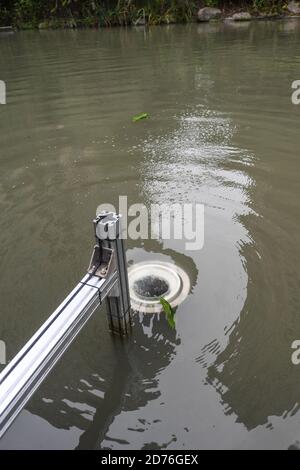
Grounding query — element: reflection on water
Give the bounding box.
[140,106,254,216]
[34,311,180,450]
[0,20,300,449]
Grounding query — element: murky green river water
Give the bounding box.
[0,20,300,449]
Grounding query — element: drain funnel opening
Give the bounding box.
[133,275,169,300]
[128,261,190,313]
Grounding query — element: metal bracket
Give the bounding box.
[87,245,114,279]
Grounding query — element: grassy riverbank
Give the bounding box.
[0,1,291,29]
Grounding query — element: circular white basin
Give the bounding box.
[128,261,190,313]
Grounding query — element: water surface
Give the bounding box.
[0,21,300,449]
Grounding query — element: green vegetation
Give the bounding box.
[132,112,149,122]
[0,1,197,29]
[0,1,289,29]
[160,297,176,329]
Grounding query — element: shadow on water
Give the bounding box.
[77,314,178,450]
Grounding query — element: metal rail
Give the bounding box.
[0,211,131,439]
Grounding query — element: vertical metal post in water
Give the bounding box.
[93,211,132,335]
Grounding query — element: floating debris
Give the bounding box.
[132,113,149,122]
[160,297,176,329]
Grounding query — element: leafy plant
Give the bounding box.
[160,297,176,329]
[14,0,46,27]
[252,0,284,12]
[204,0,219,7]
[0,7,11,26]
[1,1,287,29]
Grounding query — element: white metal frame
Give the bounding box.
[0,212,131,439]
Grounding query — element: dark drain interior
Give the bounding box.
[133,275,169,299]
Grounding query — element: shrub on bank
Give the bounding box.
[0,1,291,29]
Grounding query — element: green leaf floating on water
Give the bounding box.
[160,297,176,329]
[132,113,149,122]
